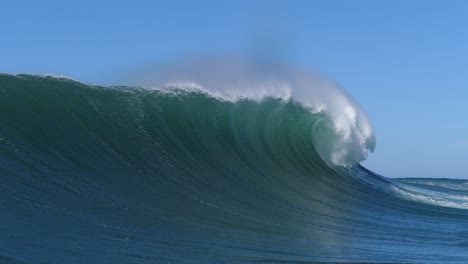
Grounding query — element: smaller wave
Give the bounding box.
[391,183,468,210]
[399,178,468,192]
[40,73,74,80]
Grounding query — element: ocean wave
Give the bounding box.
[135,59,376,167]
[1,73,468,263]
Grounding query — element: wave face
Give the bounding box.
[1,74,468,264]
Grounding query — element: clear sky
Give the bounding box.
[2,0,468,178]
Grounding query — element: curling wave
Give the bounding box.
[1,74,468,264]
[138,59,376,167]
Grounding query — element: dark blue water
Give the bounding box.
[1,74,467,264]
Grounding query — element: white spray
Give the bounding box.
[132,57,376,167]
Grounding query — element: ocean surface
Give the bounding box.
[1,74,468,264]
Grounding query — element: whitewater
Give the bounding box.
[1,70,468,264]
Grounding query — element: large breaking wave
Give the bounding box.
[135,59,376,167]
[1,73,468,264]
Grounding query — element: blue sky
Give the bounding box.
[2,1,468,178]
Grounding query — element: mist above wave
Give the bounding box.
[130,57,376,167]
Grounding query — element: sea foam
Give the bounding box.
[133,58,375,167]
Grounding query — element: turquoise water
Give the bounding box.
[1,74,468,263]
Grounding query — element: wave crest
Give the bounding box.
[136,59,375,167]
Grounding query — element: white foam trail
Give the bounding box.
[391,185,468,210]
[40,73,75,80]
[134,58,376,167]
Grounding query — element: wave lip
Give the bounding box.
[136,59,376,167]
